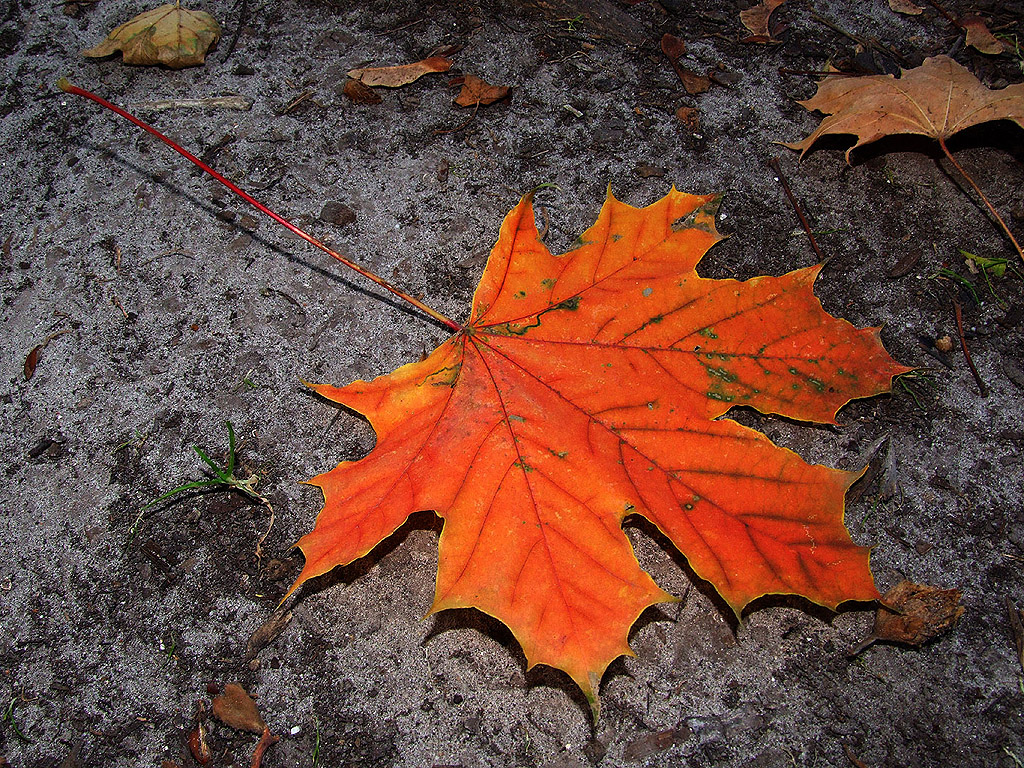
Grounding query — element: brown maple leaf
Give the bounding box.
[290,189,908,713]
[785,56,1024,262]
[82,2,220,69]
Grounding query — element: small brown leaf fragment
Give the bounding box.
[455,74,511,107]
[843,744,870,768]
[212,683,266,733]
[245,609,293,660]
[82,3,221,69]
[962,15,1004,56]
[740,0,787,42]
[24,345,41,381]
[873,580,964,646]
[678,68,711,95]
[675,105,700,132]
[347,56,450,88]
[188,721,211,765]
[660,33,686,61]
[319,201,357,228]
[342,78,383,105]
[887,247,922,278]
[888,0,922,14]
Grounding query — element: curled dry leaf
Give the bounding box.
[290,188,908,715]
[347,56,451,88]
[24,346,40,381]
[212,682,265,733]
[962,15,1004,56]
[454,74,511,107]
[740,0,787,43]
[82,3,220,69]
[873,580,964,646]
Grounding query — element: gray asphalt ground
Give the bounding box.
[2,0,1023,765]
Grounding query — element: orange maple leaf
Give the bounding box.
[291,189,909,713]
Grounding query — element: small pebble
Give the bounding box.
[290,725,302,736]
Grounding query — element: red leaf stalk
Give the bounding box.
[57,79,463,333]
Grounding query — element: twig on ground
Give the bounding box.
[951,298,988,397]
[938,136,1023,264]
[768,157,825,262]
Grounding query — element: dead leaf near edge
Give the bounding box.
[454,74,511,107]
[784,56,1024,161]
[348,56,451,88]
[83,2,221,69]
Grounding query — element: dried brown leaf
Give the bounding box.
[962,15,1004,56]
[455,74,511,107]
[342,78,383,104]
[82,3,220,69]
[679,68,711,95]
[675,105,700,132]
[348,56,450,88]
[872,580,964,646]
[785,56,1024,161]
[212,682,265,733]
[740,0,787,42]
[245,609,293,660]
[887,0,923,14]
[24,346,40,381]
[660,33,686,60]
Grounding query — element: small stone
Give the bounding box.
[319,201,357,227]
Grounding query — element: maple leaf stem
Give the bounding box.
[57,79,464,333]
[937,136,1024,264]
